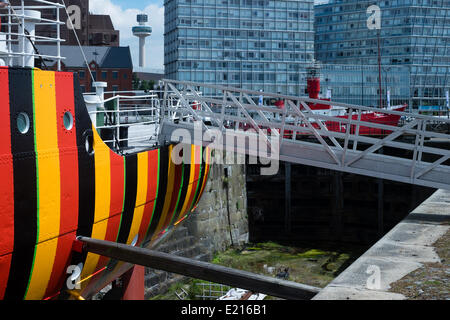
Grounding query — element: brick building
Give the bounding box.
[38,45,133,92]
[8,0,119,47]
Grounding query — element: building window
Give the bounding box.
[102,71,107,80]
[112,71,119,79]
[79,71,85,79]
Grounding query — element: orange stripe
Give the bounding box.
[44,72,79,298]
[26,70,61,300]
[137,150,159,246]
[194,147,211,209]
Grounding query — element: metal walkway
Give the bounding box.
[156,79,450,190]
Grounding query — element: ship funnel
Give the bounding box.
[16,10,41,68]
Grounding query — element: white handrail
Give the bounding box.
[0,0,64,69]
[83,90,163,153]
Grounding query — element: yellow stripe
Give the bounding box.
[125,151,148,245]
[153,145,176,238]
[80,129,111,291]
[194,147,210,208]
[26,71,60,300]
[177,145,197,221]
[26,239,59,300]
[94,152,149,290]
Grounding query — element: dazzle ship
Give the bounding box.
[0,1,210,300]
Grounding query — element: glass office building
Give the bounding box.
[315,0,450,110]
[321,64,410,107]
[164,0,315,96]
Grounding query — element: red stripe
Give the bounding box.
[0,255,12,300]
[93,150,124,272]
[43,232,77,298]
[0,67,13,299]
[162,161,183,230]
[82,150,125,294]
[194,149,211,208]
[82,150,125,297]
[185,146,202,211]
[44,72,80,297]
[106,150,125,241]
[137,150,159,246]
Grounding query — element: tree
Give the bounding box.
[132,73,140,90]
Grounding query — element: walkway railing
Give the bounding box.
[158,79,450,190]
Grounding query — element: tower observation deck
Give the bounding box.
[132,14,152,68]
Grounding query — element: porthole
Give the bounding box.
[84,131,94,156]
[63,111,74,131]
[17,112,30,134]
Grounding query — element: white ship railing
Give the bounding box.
[0,0,65,69]
[83,89,205,154]
[84,90,163,154]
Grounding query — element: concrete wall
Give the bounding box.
[247,161,436,247]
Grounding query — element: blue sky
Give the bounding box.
[116,0,162,10]
[90,0,165,71]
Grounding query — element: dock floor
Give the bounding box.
[313,189,450,300]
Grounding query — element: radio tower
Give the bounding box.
[132,14,152,68]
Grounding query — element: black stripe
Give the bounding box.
[145,146,169,240]
[116,154,138,244]
[171,146,192,224]
[74,74,96,238]
[4,68,38,300]
[65,74,96,287]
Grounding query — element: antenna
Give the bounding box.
[61,0,94,82]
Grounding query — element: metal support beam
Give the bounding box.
[285,162,292,235]
[77,237,321,300]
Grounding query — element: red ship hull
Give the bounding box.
[239,105,407,139]
[325,106,407,136]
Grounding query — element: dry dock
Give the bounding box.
[313,189,450,300]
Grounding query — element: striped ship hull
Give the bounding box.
[0,67,211,300]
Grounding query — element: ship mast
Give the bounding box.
[377,29,383,109]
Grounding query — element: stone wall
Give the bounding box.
[185,155,249,253]
[145,151,249,298]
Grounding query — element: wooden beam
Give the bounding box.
[77,237,321,300]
